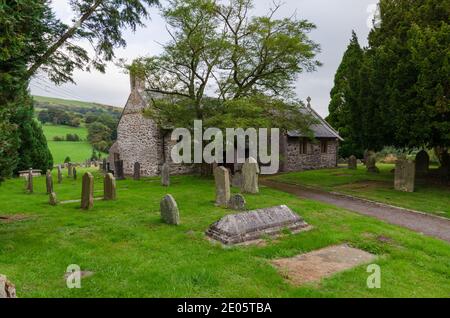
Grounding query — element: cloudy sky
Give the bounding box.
[30,0,379,117]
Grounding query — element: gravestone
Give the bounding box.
[348,155,357,170]
[57,165,63,184]
[366,154,380,173]
[228,194,246,211]
[49,192,58,206]
[160,194,180,225]
[231,171,243,188]
[27,168,33,193]
[214,166,231,208]
[415,150,429,175]
[68,163,73,177]
[0,275,17,298]
[133,162,141,180]
[45,170,53,194]
[114,160,125,180]
[103,173,116,201]
[241,158,259,194]
[73,167,77,180]
[394,159,415,193]
[161,163,170,187]
[206,205,309,245]
[81,172,94,210]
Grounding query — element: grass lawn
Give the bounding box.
[269,164,450,219]
[42,124,106,164]
[0,169,449,298]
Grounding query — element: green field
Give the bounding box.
[42,124,99,164]
[270,164,450,218]
[34,95,121,112]
[0,169,449,297]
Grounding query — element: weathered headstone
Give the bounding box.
[241,158,259,194]
[415,150,429,175]
[81,172,94,210]
[133,162,141,180]
[73,167,77,180]
[206,205,310,245]
[68,163,73,177]
[114,160,125,180]
[45,170,53,194]
[160,194,180,225]
[214,166,231,208]
[0,275,17,298]
[57,165,63,184]
[348,155,357,170]
[103,173,116,201]
[161,163,170,187]
[394,159,415,193]
[49,192,58,206]
[366,154,380,173]
[27,168,33,193]
[231,171,243,188]
[228,194,246,211]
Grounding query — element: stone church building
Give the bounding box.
[108,75,342,177]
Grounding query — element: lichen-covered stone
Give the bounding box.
[241,159,259,194]
[160,194,180,225]
[49,192,58,206]
[161,163,170,186]
[366,154,380,173]
[81,172,94,210]
[214,166,230,207]
[395,160,415,193]
[228,194,246,211]
[348,155,357,170]
[104,173,116,201]
[206,205,309,245]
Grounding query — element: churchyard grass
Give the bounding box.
[0,168,449,297]
[270,164,450,218]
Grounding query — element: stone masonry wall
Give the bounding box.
[286,138,338,172]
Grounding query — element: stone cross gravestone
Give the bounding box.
[49,192,58,206]
[415,150,429,175]
[73,167,77,180]
[57,165,63,184]
[27,168,33,193]
[228,194,246,211]
[161,163,170,187]
[115,160,125,180]
[214,166,231,208]
[241,158,259,194]
[366,153,380,173]
[46,170,53,194]
[160,194,180,225]
[206,205,309,245]
[103,173,116,201]
[348,155,357,170]
[81,172,94,210]
[133,162,141,180]
[394,159,415,193]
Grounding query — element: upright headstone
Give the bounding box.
[49,192,58,206]
[81,172,94,210]
[214,166,231,208]
[161,163,170,187]
[133,162,141,180]
[27,168,33,193]
[114,160,125,180]
[348,155,357,170]
[415,150,430,175]
[57,165,63,184]
[366,153,380,173]
[45,170,53,194]
[68,163,73,177]
[73,167,77,181]
[231,171,243,188]
[394,160,416,193]
[160,194,180,225]
[241,158,259,194]
[228,194,246,211]
[103,173,116,201]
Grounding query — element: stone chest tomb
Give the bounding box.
[206,205,309,245]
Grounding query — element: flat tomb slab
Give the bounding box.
[271,244,376,285]
[206,205,310,245]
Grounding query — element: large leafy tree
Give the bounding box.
[0,0,158,180]
[130,0,320,133]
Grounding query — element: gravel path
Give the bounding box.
[261,179,450,243]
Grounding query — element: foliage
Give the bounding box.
[87,122,112,153]
[64,156,71,163]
